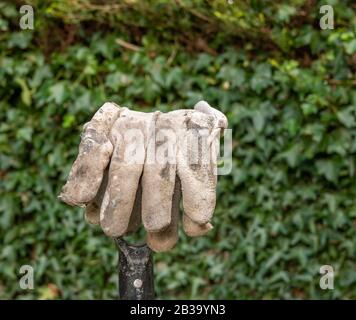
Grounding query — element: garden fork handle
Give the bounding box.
[114,238,155,300]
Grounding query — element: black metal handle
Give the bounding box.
[115,238,155,300]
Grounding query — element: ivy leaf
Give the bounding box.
[62,114,75,128]
[16,127,33,142]
[316,159,340,183]
[14,77,32,106]
[252,110,265,133]
[49,82,67,104]
[337,106,356,128]
[250,64,273,93]
[344,39,356,55]
[279,143,303,168]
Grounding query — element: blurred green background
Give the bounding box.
[0,0,355,299]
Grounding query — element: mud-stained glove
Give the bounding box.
[59,101,227,252]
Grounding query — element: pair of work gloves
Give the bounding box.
[59,101,228,252]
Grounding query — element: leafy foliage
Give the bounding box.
[0,0,355,299]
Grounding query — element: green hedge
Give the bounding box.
[0,0,355,299]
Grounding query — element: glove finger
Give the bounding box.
[183,214,213,237]
[85,165,144,230]
[100,110,155,237]
[59,102,120,206]
[142,112,177,232]
[177,111,217,225]
[97,178,142,234]
[194,100,228,130]
[146,177,181,252]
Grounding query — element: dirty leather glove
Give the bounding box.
[59,101,228,252]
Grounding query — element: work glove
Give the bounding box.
[59,101,227,252]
